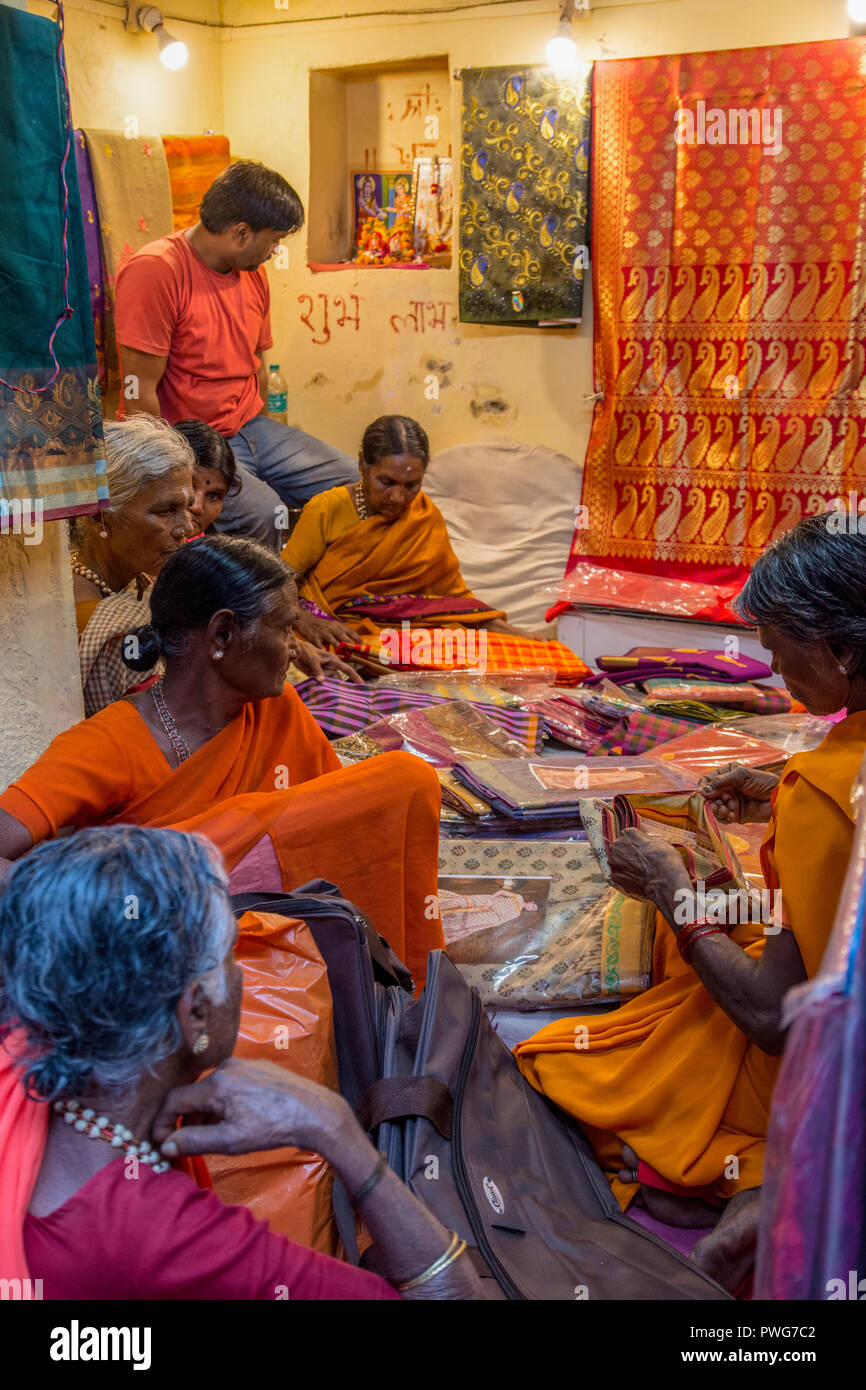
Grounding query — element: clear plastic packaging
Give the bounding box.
[545,562,746,622]
[437,837,653,1008]
[711,713,830,756]
[363,701,530,767]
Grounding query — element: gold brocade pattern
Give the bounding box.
[573,38,866,575]
[459,65,591,324]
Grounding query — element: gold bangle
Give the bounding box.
[395,1231,467,1292]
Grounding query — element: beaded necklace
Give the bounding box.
[69,551,113,598]
[353,479,369,521]
[53,1099,171,1172]
[150,678,191,764]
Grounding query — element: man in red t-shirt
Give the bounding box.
[115,161,355,551]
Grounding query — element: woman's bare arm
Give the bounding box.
[0,810,33,885]
[608,830,807,1054]
[154,1058,481,1299]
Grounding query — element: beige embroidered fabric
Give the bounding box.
[437,837,653,1008]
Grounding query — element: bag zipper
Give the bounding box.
[450,989,525,1300]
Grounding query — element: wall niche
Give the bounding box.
[308,56,452,268]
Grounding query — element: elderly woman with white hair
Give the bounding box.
[71,415,359,715]
[0,824,480,1300]
[71,414,197,716]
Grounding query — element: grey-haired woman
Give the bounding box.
[0,825,479,1300]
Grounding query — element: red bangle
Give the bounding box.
[676,919,730,962]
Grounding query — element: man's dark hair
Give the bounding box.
[199,161,304,235]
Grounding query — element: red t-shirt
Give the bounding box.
[23,1160,399,1301]
[114,230,274,437]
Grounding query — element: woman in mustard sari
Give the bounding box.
[514,515,866,1292]
[284,415,587,682]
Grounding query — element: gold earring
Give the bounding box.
[193,1033,210,1055]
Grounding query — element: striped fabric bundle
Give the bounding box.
[293,678,544,752]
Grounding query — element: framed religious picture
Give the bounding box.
[412,156,453,262]
[351,170,417,264]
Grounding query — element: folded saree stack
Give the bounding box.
[450,756,696,823]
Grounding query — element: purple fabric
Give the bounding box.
[339,592,490,620]
[73,130,105,389]
[584,649,772,687]
[227,835,282,895]
[755,801,866,1298]
[294,677,544,751]
[626,1206,713,1258]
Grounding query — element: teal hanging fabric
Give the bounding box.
[0,4,106,522]
[459,64,591,326]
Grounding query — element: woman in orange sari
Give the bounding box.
[0,536,443,990]
[285,415,587,682]
[514,515,866,1291]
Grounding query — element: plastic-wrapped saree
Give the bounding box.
[755,749,866,1300]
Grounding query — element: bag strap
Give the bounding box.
[356,1076,453,1139]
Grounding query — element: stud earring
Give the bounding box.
[213,650,224,661]
[193,1033,210,1055]
[840,664,848,675]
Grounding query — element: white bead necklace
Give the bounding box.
[53,1098,171,1172]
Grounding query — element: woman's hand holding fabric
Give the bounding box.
[607,828,692,927]
[293,637,365,684]
[294,609,360,650]
[698,762,779,824]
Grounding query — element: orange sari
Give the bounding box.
[0,687,443,990]
[296,490,504,638]
[290,490,589,683]
[514,711,866,1206]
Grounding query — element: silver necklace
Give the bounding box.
[150,678,191,764]
[354,480,369,521]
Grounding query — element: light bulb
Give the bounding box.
[547,18,579,73]
[850,0,866,22]
[158,31,188,69]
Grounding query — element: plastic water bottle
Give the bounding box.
[266,363,288,423]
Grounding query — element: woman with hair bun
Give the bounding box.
[0,537,442,991]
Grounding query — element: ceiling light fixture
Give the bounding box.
[126,5,189,70]
[546,1,591,74]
